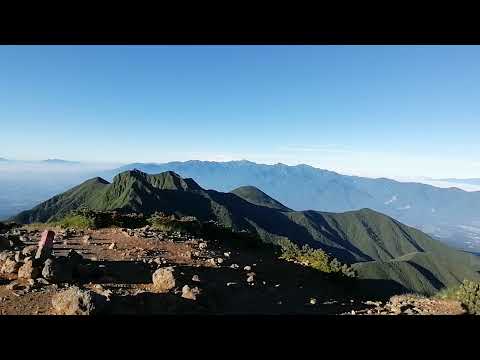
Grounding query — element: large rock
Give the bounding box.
[22,245,38,257]
[51,286,106,315]
[152,267,176,292]
[1,258,20,274]
[0,251,14,261]
[0,234,10,250]
[18,259,41,279]
[41,258,57,281]
[42,257,74,282]
[35,230,55,261]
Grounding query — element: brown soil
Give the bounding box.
[0,227,470,315]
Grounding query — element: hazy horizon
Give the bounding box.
[2,156,480,192]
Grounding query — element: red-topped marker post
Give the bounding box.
[35,230,55,261]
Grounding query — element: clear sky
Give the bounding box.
[1,45,480,178]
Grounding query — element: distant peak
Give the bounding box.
[113,169,202,192]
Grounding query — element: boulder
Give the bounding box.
[51,286,106,315]
[17,259,41,279]
[0,235,11,250]
[0,250,14,261]
[152,267,176,292]
[1,258,20,274]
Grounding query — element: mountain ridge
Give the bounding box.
[104,160,480,253]
[12,169,480,296]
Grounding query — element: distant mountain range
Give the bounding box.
[101,160,480,253]
[12,169,480,296]
[42,159,81,164]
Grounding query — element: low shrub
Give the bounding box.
[436,279,480,315]
[147,212,202,234]
[54,208,147,229]
[277,238,356,278]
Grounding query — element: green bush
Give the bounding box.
[277,239,356,278]
[52,214,94,230]
[437,279,480,315]
[147,213,203,234]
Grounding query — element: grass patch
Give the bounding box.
[51,214,94,230]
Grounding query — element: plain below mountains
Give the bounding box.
[12,170,480,296]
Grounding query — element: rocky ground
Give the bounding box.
[0,224,468,315]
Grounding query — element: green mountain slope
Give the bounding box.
[230,186,291,211]
[12,170,480,296]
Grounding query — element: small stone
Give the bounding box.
[367,310,373,315]
[192,274,200,282]
[14,251,24,263]
[351,310,356,315]
[247,275,255,283]
[6,281,23,290]
[230,264,239,269]
[181,285,201,300]
[223,252,231,258]
[35,278,50,285]
[206,258,217,266]
[198,242,207,250]
[243,266,252,271]
[310,298,317,305]
[216,258,224,264]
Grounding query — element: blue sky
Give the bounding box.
[1,45,480,178]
